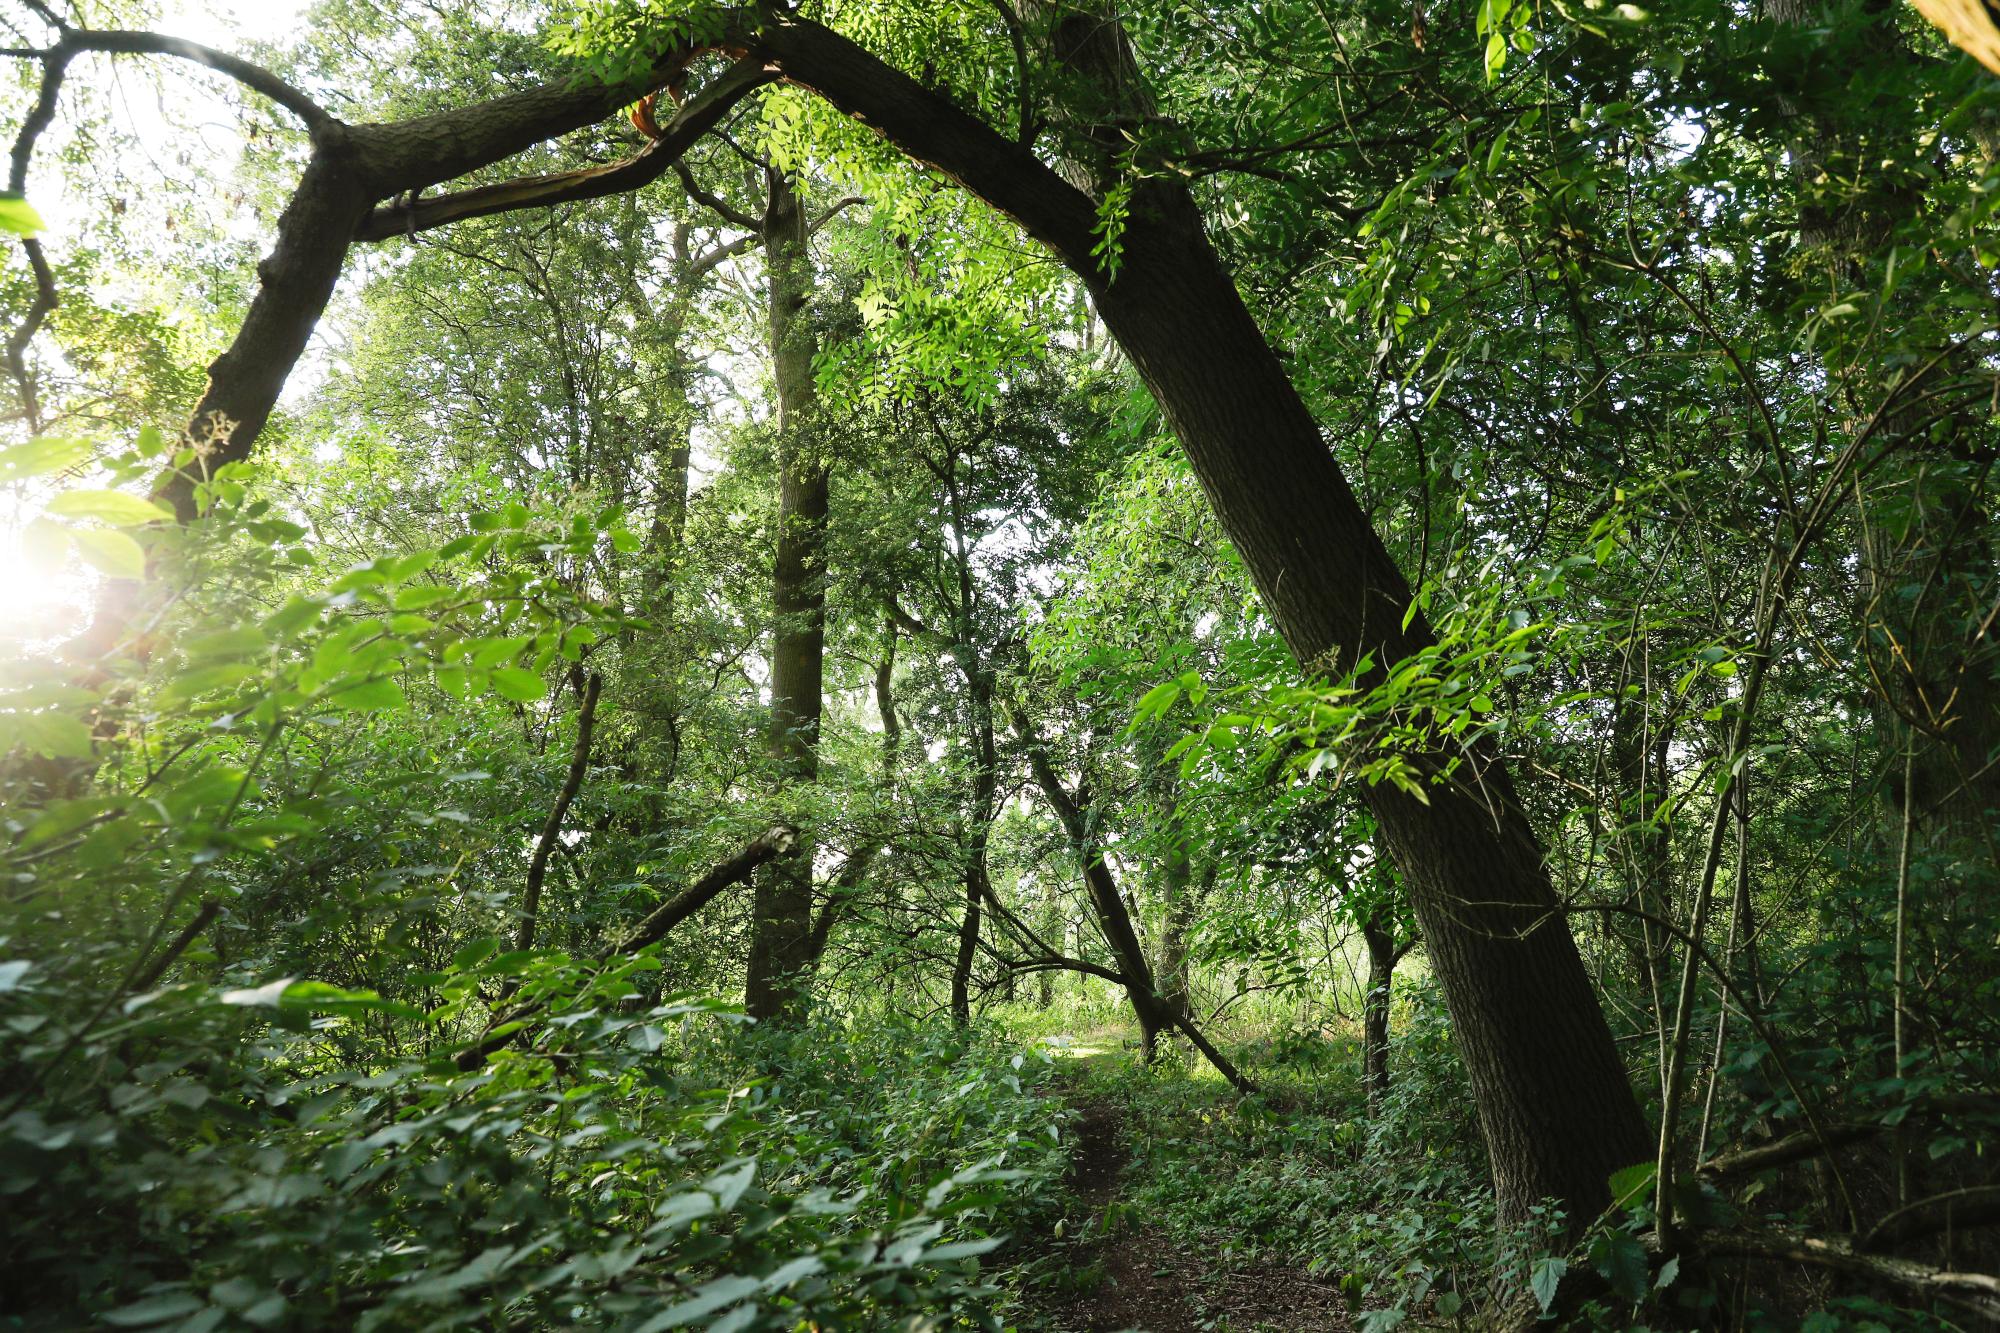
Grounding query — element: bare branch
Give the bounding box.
[674,157,761,231]
[455,823,798,1071]
[1861,1187,2000,1253]
[4,42,67,428]
[685,229,759,279]
[807,193,864,234]
[516,671,602,951]
[1687,1227,2000,1323]
[63,29,331,130]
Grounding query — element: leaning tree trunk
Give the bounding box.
[744,169,832,1023]
[1023,740,1169,1061]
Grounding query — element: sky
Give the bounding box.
[161,0,316,48]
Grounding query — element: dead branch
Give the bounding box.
[455,822,796,1071]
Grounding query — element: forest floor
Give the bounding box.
[1013,1030,1356,1333]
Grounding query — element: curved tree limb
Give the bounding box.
[354,59,776,242]
[47,28,331,129]
[1685,1226,2000,1323]
[1861,1186,2000,1253]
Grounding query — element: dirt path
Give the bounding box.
[1032,1092,1353,1333]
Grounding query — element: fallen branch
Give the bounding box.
[1687,1226,2000,1323]
[1860,1186,2000,1253]
[1699,1093,2000,1181]
[454,823,796,1070]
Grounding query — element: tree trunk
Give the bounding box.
[759,8,1650,1234]
[516,671,602,952]
[745,170,831,1023]
[951,653,1001,1028]
[1361,907,1398,1118]
[1022,738,1168,1061]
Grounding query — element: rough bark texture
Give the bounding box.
[156,136,372,520]
[744,170,832,1023]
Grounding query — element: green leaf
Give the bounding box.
[46,489,174,527]
[0,435,90,483]
[327,676,407,712]
[490,666,546,703]
[920,1237,1004,1262]
[101,1292,206,1326]
[1529,1256,1566,1313]
[635,1275,760,1331]
[220,978,295,1007]
[184,628,268,662]
[1607,1160,1657,1209]
[0,194,46,237]
[471,635,533,669]
[70,527,147,579]
[1,711,93,758]
[274,980,424,1020]
[392,584,456,611]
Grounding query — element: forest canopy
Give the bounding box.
[1,0,1999,1328]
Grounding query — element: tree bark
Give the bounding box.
[744,169,832,1023]
[950,668,999,1028]
[1360,907,1398,1118]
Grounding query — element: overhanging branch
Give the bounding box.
[355,59,776,243]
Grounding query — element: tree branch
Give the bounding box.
[355,59,775,242]
[455,823,798,1071]
[516,671,601,951]
[1860,1186,2000,1253]
[1686,1226,2000,1323]
[674,158,762,230]
[57,29,331,129]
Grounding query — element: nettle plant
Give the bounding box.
[0,438,1024,1331]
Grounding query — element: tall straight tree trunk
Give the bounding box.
[950,666,999,1027]
[1360,907,1399,1118]
[745,169,831,1022]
